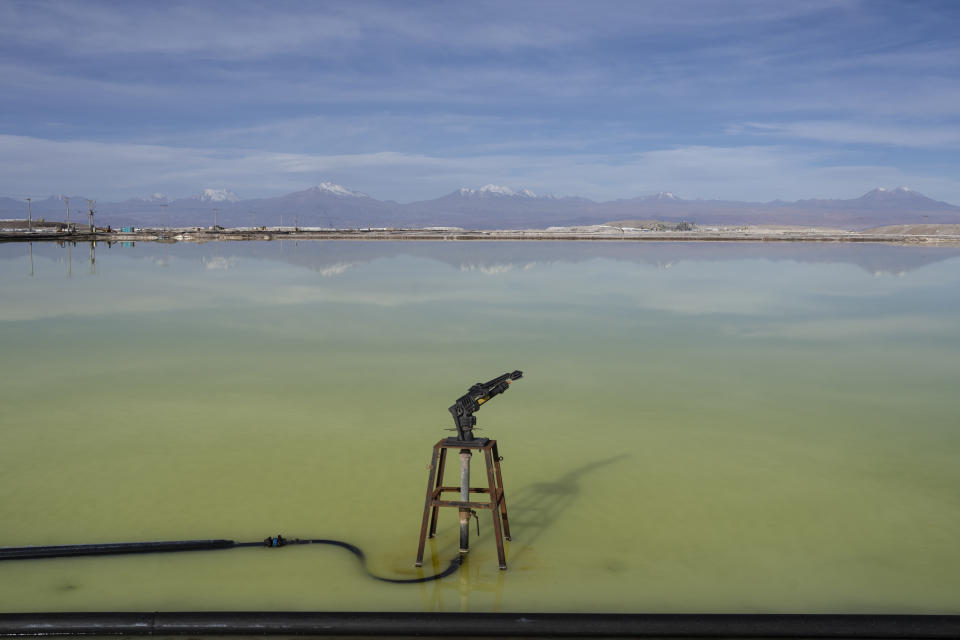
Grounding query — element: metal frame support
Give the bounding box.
[416,439,511,570]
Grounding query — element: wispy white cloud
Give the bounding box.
[731,121,960,148]
[0,62,168,99]
[1,0,958,202]
[0,1,849,59]
[0,2,362,59]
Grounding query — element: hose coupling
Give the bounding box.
[264,535,288,548]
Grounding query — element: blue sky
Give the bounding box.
[1,0,958,203]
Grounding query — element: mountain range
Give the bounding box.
[2,184,958,230]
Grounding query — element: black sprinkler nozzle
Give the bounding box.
[447,371,523,443]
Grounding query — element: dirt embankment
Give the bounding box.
[0,219,72,231]
[866,224,960,235]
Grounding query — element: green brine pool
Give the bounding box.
[1,240,959,613]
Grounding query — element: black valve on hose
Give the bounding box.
[263,535,288,548]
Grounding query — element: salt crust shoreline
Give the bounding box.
[3,224,960,246]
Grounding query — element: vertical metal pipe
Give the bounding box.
[458,450,471,553]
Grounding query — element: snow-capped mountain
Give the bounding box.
[307,182,369,198]
[401,184,598,228]
[452,185,539,199]
[650,191,680,201]
[791,186,956,211]
[242,183,397,227]
[854,186,952,209]
[194,188,241,203]
[865,186,913,198]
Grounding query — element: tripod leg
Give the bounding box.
[492,441,511,541]
[484,447,507,570]
[429,447,447,538]
[416,444,440,567]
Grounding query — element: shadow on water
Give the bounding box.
[417,454,627,611]
[504,454,630,567]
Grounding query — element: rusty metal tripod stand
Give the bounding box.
[415,438,511,570]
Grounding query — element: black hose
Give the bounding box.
[281,538,463,584]
[0,536,461,584]
[0,539,234,560]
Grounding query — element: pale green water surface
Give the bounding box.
[1,240,959,613]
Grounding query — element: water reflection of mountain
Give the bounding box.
[5,240,960,276]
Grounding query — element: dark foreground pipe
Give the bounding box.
[1,613,959,638]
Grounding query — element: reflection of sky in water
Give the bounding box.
[1,240,960,614]
[2,242,960,338]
